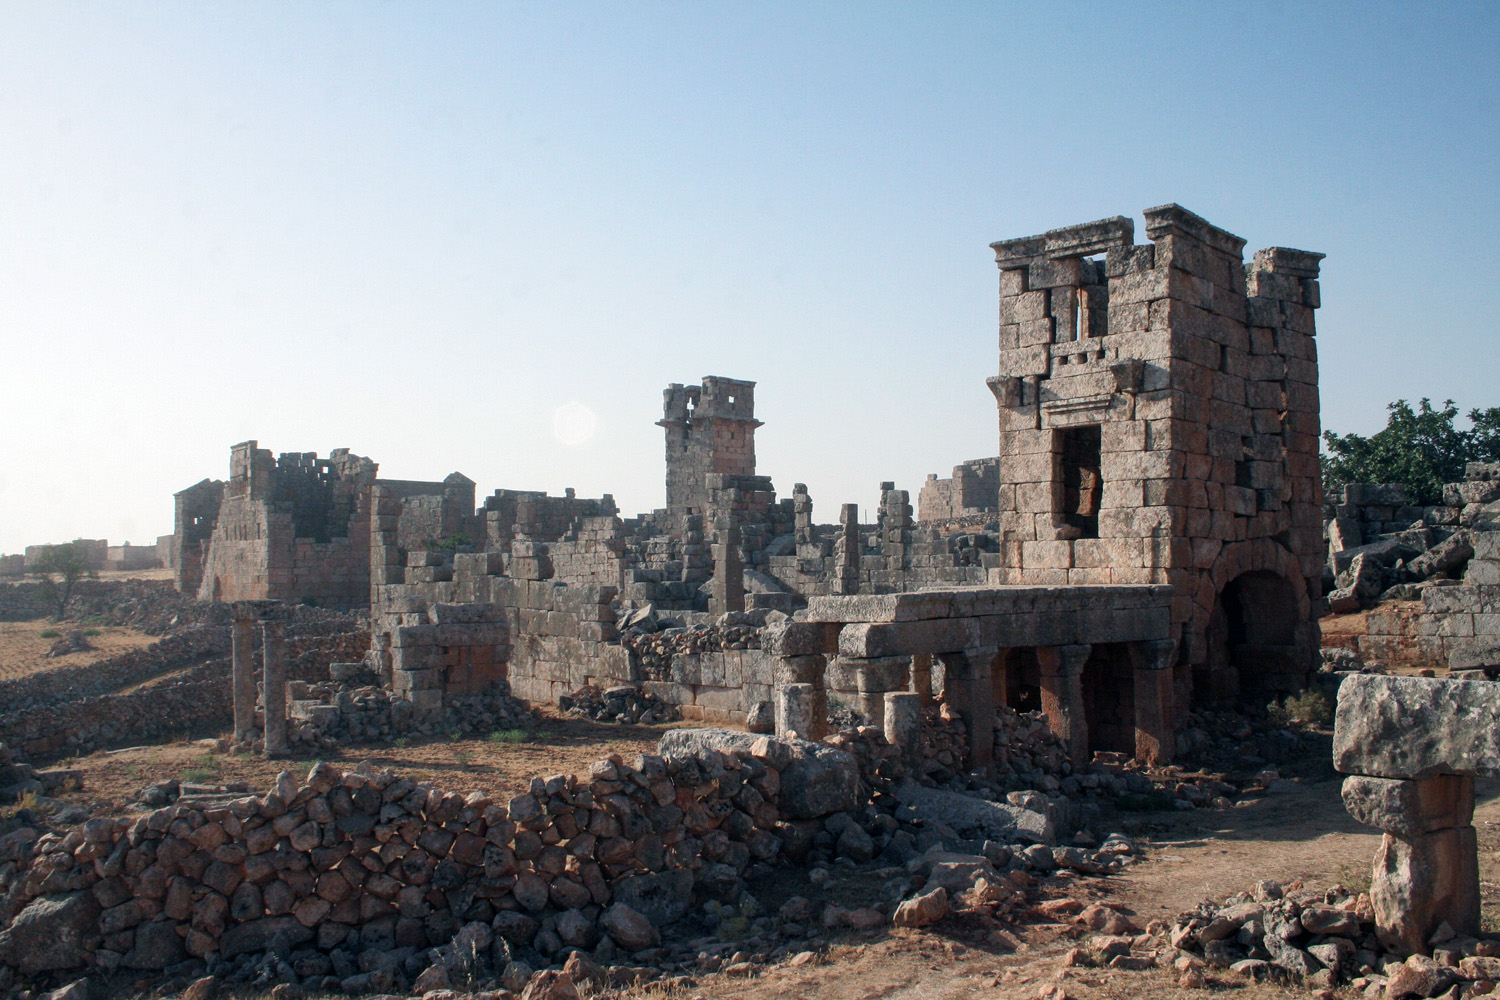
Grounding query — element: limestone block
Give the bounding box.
[1334,674,1500,779]
[1341,775,1474,837]
[1370,827,1479,954]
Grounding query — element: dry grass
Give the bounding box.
[0,619,157,681]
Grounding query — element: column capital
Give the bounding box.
[1130,638,1177,672]
[1039,643,1092,676]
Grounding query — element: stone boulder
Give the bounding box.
[0,891,101,973]
[657,728,858,819]
[600,903,659,951]
[893,782,1055,845]
[892,887,949,928]
[612,869,693,925]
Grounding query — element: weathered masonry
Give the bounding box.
[980,206,1325,710]
[181,204,1324,768]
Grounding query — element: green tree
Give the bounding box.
[30,543,95,619]
[1323,399,1499,506]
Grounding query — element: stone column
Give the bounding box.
[911,653,933,705]
[850,655,910,730]
[835,503,860,595]
[262,620,288,758]
[936,646,996,775]
[710,512,744,617]
[231,615,257,743]
[774,656,827,740]
[1343,774,1479,953]
[884,692,921,768]
[776,683,815,740]
[1128,638,1177,765]
[1038,643,1092,764]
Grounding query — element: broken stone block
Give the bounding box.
[1370,828,1479,955]
[1333,674,1500,780]
[1341,775,1474,838]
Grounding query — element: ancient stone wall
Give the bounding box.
[918,458,1001,525]
[0,732,866,981]
[987,206,1324,704]
[0,630,367,758]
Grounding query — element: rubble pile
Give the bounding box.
[618,607,763,681]
[1325,464,1500,613]
[279,673,539,750]
[559,684,681,726]
[1164,879,1500,994]
[918,705,969,783]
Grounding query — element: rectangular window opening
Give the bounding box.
[1061,425,1103,539]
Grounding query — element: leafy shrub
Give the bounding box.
[38,629,60,639]
[1267,688,1333,728]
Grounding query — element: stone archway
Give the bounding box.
[1205,569,1303,704]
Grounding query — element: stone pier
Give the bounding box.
[230,612,257,743]
[1038,643,1091,765]
[261,618,288,757]
[1334,674,1491,953]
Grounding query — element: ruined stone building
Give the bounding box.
[174,442,473,607]
[182,203,1325,767]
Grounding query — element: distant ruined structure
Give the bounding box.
[174,203,1325,766]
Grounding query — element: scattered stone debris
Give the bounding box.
[560,684,681,725]
[1164,878,1500,995]
[274,673,540,750]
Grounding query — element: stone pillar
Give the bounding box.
[1343,774,1479,953]
[776,683,815,740]
[774,655,828,740]
[835,503,860,595]
[261,620,288,758]
[1038,643,1091,764]
[1128,638,1177,765]
[849,655,910,730]
[936,646,996,775]
[710,512,744,617]
[884,691,921,768]
[911,653,933,705]
[231,616,257,743]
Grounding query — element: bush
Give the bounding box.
[1267,688,1333,728]
[488,728,530,744]
[38,628,60,639]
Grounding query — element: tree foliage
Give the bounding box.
[30,543,96,619]
[1322,399,1500,506]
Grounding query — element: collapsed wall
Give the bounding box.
[0,731,871,986]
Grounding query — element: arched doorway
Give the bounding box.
[1202,570,1301,705]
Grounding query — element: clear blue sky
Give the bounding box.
[2,2,1497,553]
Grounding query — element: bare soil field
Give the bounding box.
[0,618,157,681]
[52,707,682,815]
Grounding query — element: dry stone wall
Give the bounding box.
[0,730,865,989]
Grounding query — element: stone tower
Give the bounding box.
[987,204,1325,706]
[658,376,762,515]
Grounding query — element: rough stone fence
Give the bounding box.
[0,728,874,985]
[0,630,369,760]
[0,627,231,714]
[1333,673,1492,954]
[0,677,233,759]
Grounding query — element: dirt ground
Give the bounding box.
[0,619,158,681]
[53,708,680,815]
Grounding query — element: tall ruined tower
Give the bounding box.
[987,204,1325,706]
[658,376,762,515]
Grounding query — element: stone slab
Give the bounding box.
[1334,674,1500,779]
